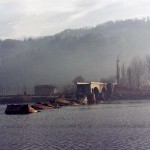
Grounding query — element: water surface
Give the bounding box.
[1,100,150,150]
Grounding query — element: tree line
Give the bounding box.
[115,55,150,91]
[63,55,150,96]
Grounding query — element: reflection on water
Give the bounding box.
[1,100,150,150]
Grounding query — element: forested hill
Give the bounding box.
[0,19,150,94]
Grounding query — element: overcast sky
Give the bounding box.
[1,0,150,39]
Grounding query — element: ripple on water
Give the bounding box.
[1,100,150,149]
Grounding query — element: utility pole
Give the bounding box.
[116,57,120,86]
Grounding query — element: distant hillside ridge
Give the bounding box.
[0,18,150,94]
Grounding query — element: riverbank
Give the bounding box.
[113,88,150,100]
[1,89,150,105]
[0,95,57,104]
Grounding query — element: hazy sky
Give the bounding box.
[1,0,150,39]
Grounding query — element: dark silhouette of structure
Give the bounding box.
[116,57,120,86]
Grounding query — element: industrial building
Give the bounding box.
[34,85,58,96]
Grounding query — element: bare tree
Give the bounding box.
[100,75,116,83]
[72,75,84,84]
[120,63,126,88]
[127,67,133,89]
[145,55,150,82]
[129,56,144,90]
[62,84,74,94]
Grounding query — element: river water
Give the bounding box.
[1,100,150,150]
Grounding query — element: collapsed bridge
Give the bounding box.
[76,82,117,103]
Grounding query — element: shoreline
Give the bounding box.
[0,95,150,105]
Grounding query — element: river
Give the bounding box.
[1,100,150,150]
